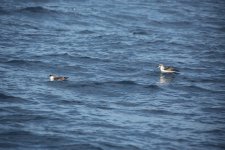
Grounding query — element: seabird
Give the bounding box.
[49,75,69,81]
[158,64,178,73]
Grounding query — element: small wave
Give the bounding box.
[158,9,179,15]
[115,13,140,21]
[44,52,74,58]
[112,80,137,85]
[140,109,174,115]
[67,80,159,91]
[0,93,26,103]
[200,50,225,59]
[109,65,139,74]
[197,77,225,85]
[144,84,161,90]
[114,101,141,107]
[5,59,28,65]
[3,59,52,72]
[0,7,8,15]
[203,129,225,134]
[51,144,103,150]
[66,80,138,89]
[182,85,220,94]
[6,59,36,64]
[66,81,106,88]
[78,30,95,34]
[139,109,186,116]
[77,55,111,63]
[218,26,225,32]
[4,59,47,67]
[0,130,33,136]
[0,93,15,99]
[42,53,110,63]
[57,99,85,106]
[18,6,56,14]
[201,107,225,113]
[159,20,193,28]
[130,28,151,35]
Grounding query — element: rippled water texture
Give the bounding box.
[1,0,225,149]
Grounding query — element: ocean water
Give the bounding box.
[0,0,225,149]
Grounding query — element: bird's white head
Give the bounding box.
[158,64,164,70]
[49,75,55,81]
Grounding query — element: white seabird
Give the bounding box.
[158,64,178,73]
[49,75,69,81]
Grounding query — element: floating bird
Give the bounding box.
[158,64,178,73]
[49,75,69,81]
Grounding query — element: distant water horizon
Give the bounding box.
[1,0,225,149]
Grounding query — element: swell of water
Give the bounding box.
[1,0,225,149]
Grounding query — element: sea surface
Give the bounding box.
[1,0,225,149]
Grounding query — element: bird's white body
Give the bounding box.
[49,75,55,81]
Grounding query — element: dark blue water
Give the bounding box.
[1,0,225,149]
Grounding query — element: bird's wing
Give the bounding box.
[55,76,69,80]
[164,66,175,71]
[53,77,61,80]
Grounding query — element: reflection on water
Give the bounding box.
[159,73,175,85]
